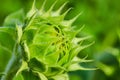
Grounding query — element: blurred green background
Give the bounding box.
[0,0,120,80]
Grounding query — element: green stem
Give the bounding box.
[1,44,22,80]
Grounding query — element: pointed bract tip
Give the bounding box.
[55,1,69,15]
[32,0,36,9]
[26,0,37,19]
[80,41,95,50]
[47,0,58,12]
[81,55,94,62]
[62,7,73,17]
[75,25,85,35]
[40,0,47,12]
[69,12,83,25]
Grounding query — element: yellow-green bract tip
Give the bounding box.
[47,0,58,13]
[55,1,69,16]
[68,12,83,26]
[80,41,95,50]
[39,0,47,13]
[72,36,92,45]
[32,0,36,10]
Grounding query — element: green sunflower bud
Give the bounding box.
[0,0,96,80]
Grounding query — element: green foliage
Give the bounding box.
[0,0,119,80]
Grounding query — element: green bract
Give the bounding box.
[0,0,95,80]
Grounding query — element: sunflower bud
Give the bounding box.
[0,0,96,80]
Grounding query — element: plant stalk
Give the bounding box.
[1,44,22,80]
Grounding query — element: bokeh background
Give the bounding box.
[0,0,120,80]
